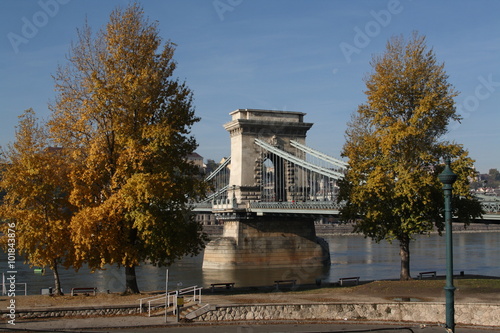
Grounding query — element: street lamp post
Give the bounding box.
[438,158,458,332]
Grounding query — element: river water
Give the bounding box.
[2,232,499,295]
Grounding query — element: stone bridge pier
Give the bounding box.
[202,109,331,269]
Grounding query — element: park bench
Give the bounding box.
[71,287,97,296]
[418,271,436,279]
[339,277,360,286]
[274,279,296,290]
[210,282,235,292]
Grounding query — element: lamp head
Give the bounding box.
[438,158,458,185]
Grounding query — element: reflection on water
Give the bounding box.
[2,232,499,295]
[202,265,329,288]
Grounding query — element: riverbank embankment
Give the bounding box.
[2,278,499,329]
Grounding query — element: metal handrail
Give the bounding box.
[1,282,27,296]
[138,286,203,317]
[138,292,167,315]
[179,285,202,304]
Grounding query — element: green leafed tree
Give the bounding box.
[338,33,483,280]
[48,4,208,293]
[0,109,75,295]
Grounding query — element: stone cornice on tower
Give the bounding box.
[223,109,313,138]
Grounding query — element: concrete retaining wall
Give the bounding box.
[3,302,498,327]
[196,302,499,327]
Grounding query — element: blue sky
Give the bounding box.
[1,0,499,173]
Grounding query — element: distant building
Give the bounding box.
[187,152,204,169]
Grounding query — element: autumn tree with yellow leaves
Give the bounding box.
[338,33,482,280]
[49,4,207,293]
[0,109,75,295]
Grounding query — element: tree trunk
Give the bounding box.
[52,260,63,295]
[399,234,411,280]
[124,265,140,294]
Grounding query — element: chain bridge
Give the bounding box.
[197,109,500,269]
[198,143,346,217]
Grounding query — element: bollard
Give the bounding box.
[176,296,184,322]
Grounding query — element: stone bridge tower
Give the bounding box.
[203,109,330,271]
[223,109,313,203]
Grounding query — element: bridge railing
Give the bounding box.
[207,199,345,211]
[211,198,239,211]
[481,201,500,214]
[194,198,500,218]
[249,200,344,210]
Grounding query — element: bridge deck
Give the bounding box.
[193,201,500,221]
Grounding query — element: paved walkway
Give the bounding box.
[9,316,498,333]
[11,314,171,331]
